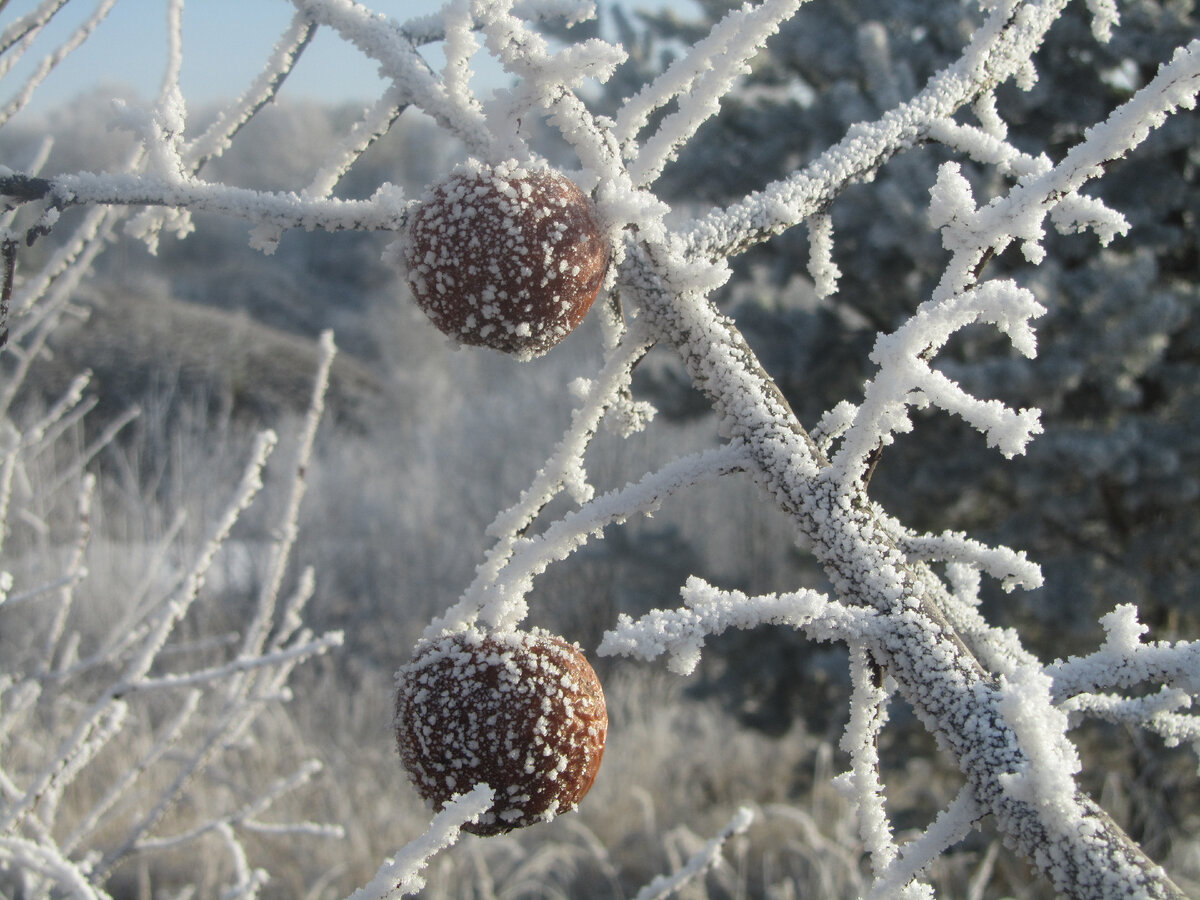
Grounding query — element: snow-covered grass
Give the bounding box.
[6,355,1199,898]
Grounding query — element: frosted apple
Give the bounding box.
[402,160,610,358]
[394,627,608,836]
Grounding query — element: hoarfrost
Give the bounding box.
[4,1,1199,898]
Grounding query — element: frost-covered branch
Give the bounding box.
[599,576,873,676]
[864,788,982,900]
[285,0,492,155]
[439,441,749,634]
[1,171,412,246]
[1048,605,1200,708]
[0,0,117,129]
[2,242,345,896]
[617,0,806,187]
[186,11,317,170]
[680,0,1075,259]
[631,806,755,900]
[345,785,494,900]
[618,220,1185,896]
[5,0,1198,896]
[837,645,899,885]
[424,317,657,637]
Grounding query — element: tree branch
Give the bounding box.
[0,238,13,349]
[626,241,1186,899]
[679,0,1069,260]
[0,171,413,244]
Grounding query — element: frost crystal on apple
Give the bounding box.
[402,159,610,358]
[394,628,607,836]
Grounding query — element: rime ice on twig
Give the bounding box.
[186,12,317,170]
[346,785,494,900]
[1047,606,1200,716]
[599,576,873,676]
[618,0,803,188]
[924,118,1049,179]
[897,529,1043,593]
[429,439,743,635]
[288,0,491,156]
[805,212,840,299]
[46,174,413,244]
[997,666,1085,837]
[1062,689,1200,752]
[864,788,982,900]
[1,252,344,895]
[632,806,755,900]
[0,0,118,129]
[243,330,337,658]
[678,0,1075,259]
[249,85,411,251]
[830,277,1047,488]
[473,0,625,173]
[425,321,657,637]
[836,645,900,884]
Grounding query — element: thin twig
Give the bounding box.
[0,238,13,349]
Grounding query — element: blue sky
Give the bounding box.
[2,1,692,115]
[4,2,443,110]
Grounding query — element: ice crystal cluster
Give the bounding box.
[2,0,1199,897]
